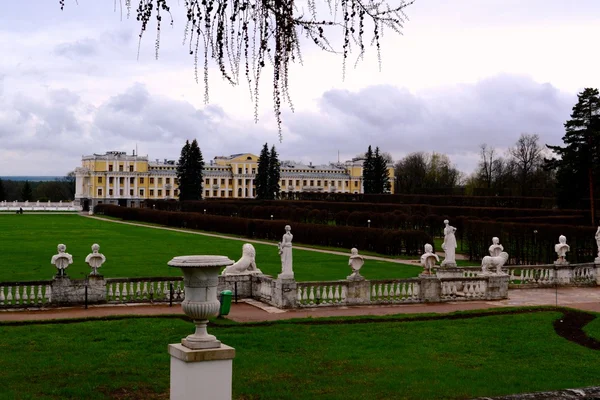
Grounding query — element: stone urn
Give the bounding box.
[168,255,234,350]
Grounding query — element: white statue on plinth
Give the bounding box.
[347,248,365,280]
[481,252,509,275]
[277,225,294,280]
[51,244,73,278]
[420,243,439,276]
[595,227,600,261]
[554,235,570,264]
[489,237,504,257]
[222,243,262,275]
[85,243,106,276]
[441,219,457,267]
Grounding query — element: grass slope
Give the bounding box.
[1,311,599,399]
[0,215,420,282]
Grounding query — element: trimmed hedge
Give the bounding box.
[96,205,432,256]
[464,220,597,265]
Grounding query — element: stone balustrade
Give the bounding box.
[0,281,53,308]
[369,279,421,304]
[296,281,348,307]
[0,200,81,212]
[105,277,184,303]
[440,278,487,301]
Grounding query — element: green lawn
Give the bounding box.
[1,310,599,399]
[0,215,421,282]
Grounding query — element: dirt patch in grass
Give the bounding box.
[554,310,600,350]
[98,385,168,400]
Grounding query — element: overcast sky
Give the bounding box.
[1,0,599,176]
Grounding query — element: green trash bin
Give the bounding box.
[219,290,233,316]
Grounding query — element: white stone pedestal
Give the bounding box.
[169,343,235,400]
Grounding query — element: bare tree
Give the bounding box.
[478,144,496,189]
[508,133,544,196]
[60,0,415,137]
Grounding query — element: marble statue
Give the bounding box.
[420,243,439,275]
[595,227,600,259]
[222,243,262,275]
[489,237,504,257]
[85,243,106,276]
[51,244,73,277]
[555,235,570,264]
[277,225,294,279]
[347,248,365,280]
[441,219,457,267]
[481,252,509,275]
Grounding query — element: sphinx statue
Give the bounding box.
[222,243,262,275]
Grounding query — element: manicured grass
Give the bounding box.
[0,215,421,282]
[1,311,599,399]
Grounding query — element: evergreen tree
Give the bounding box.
[176,139,205,201]
[373,147,391,194]
[362,146,375,194]
[0,178,5,201]
[21,180,33,201]
[269,145,281,199]
[255,143,270,199]
[546,88,600,220]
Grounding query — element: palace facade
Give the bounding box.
[74,151,395,209]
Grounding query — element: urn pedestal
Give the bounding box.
[167,255,236,400]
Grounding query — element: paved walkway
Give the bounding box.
[1,287,599,323]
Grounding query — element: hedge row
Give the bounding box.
[96,205,432,256]
[145,199,587,225]
[464,220,598,265]
[279,192,559,209]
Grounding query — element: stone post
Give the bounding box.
[274,278,297,308]
[419,276,441,302]
[167,255,236,400]
[346,279,371,305]
[485,275,509,300]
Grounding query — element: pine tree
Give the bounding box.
[546,88,600,220]
[373,147,391,194]
[0,178,5,201]
[21,180,33,201]
[176,139,205,201]
[256,143,270,199]
[362,146,375,194]
[269,145,281,199]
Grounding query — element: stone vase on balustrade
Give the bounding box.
[168,255,234,349]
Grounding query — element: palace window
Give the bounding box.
[158,190,162,196]
[119,165,123,172]
[129,165,134,172]
[130,177,134,184]
[317,180,321,186]
[97,188,103,196]
[97,177,103,184]
[166,178,170,184]
[303,180,307,186]
[150,189,154,196]
[221,178,225,185]
[205,190,210,197]
[108,165,113,172]
[166,190,170,196]
[109,189,113,196]
[140,177,145,184]
[354,181,358,187]
[119,189,123,196]
[109,177,114,184]
[129,189,134,196]
[150,177,155,184]
[139,189,144,196]
[119,177,124,184]
[158,178,163,185]
[296,180,300,186]
[238,168,242,174]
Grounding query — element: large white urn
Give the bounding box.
[168,255,234,349]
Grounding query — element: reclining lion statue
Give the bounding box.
[481,251,509,275]
[222,243,263,275]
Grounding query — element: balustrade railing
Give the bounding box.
[440,278,487,301]
[369,279,420,304]
[297,281,348,307]
[0,281,53,308]
[253,275,275,302]
[105,277,184,303]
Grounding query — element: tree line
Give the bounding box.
[0,174,75,202]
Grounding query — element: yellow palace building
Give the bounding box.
[75,151,395,209]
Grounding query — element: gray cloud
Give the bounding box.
[281,74,576,173]
[54,38,98,58]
